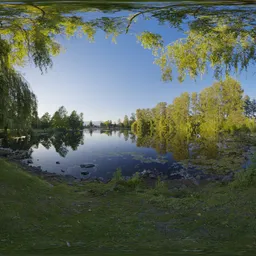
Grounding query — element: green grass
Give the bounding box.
[1,159,256,255]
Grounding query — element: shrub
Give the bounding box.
[113,167,123,182]
[127,172,141,189]
[153,177,169,195]
[231,154,256,188]
[231,168,256,188]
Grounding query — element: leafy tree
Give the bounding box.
[68,110,83,131]
[190,92,200,135]
[51,106,68,130]
[134,5,256,82]
[131,121,137,133]
[104,120,112,129]
[40,112,51,129]
[123,115,129,127]
[2,2,256,86]
[2,2,256,137]
[171,93,191,135]
[129,113,136,126]
[117,118,122,127]
[152,102,167,134]
[133,77,246,137]
[244,96,256,119]
[244,96,252,118]
[136,108,154,136]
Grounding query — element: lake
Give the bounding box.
[1,129,252,181]
[11,129,175,180]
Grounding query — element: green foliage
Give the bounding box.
[137,6,256,82]
[117,118,122,127]
[68,110,83,131]
[136,31,163,56]
[39,107,84,131]
[0,67,38,133]
[3,158,256,254]
[133,77,246,139]
[1,3,256,87]
[129,113,136,126]
[127,172,141,189]
[40,112,51,129]
[131,121,137,133]
[231,154,256,188]
[245,119,256,133]
[51,106,68,130]
[154,176,169,195]
[113,167,123,182]
[123,115,129,127]
[3,2,256,135]
[231,168,256,188]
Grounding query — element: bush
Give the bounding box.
[113,167,123,182]
[131,121,137,133]
[245,118,256,133]
[231,168,256,188]
[153,177,169,195]
[112,170,142,191]
[127,172,141,189]
[231,153,256,188]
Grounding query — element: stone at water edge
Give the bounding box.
[80,164,95,169]
[196,175,201,180]
[149,173,157,179]
[170,174,183,180]
[27,159,33,164]
[81,171,90,175]
[141,170,148,176]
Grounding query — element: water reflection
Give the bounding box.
[135,131,248,173]
[0,128,251,177]
[40,131,84,157]
[1,129,247,164]
[0,131,84,158]
[135,131,223,162]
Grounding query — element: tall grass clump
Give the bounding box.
[231,154,256,188]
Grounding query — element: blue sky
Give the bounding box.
[19,11,256,123]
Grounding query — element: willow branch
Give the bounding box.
[126,11,146,33]
[125,4,202,34]
[29,4,46,18]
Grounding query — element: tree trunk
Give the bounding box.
[4,125,8,139]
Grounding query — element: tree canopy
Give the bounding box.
[132,77,251,138]
[1,1,256,133]
[1,2,256,81]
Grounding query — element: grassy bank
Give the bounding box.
[1,159,256,255]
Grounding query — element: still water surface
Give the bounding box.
[26,129,174,180]
[2,129,249,180]
[2,129,250,180]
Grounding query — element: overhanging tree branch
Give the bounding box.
[28,4,46,18]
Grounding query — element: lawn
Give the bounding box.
[1,158,256,255]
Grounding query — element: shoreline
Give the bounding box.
[0,153,235,191]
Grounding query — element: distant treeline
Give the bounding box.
[37,108,136,131]
[36,106,84,131]
[96,114,136,129]
[131,77,256,137]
